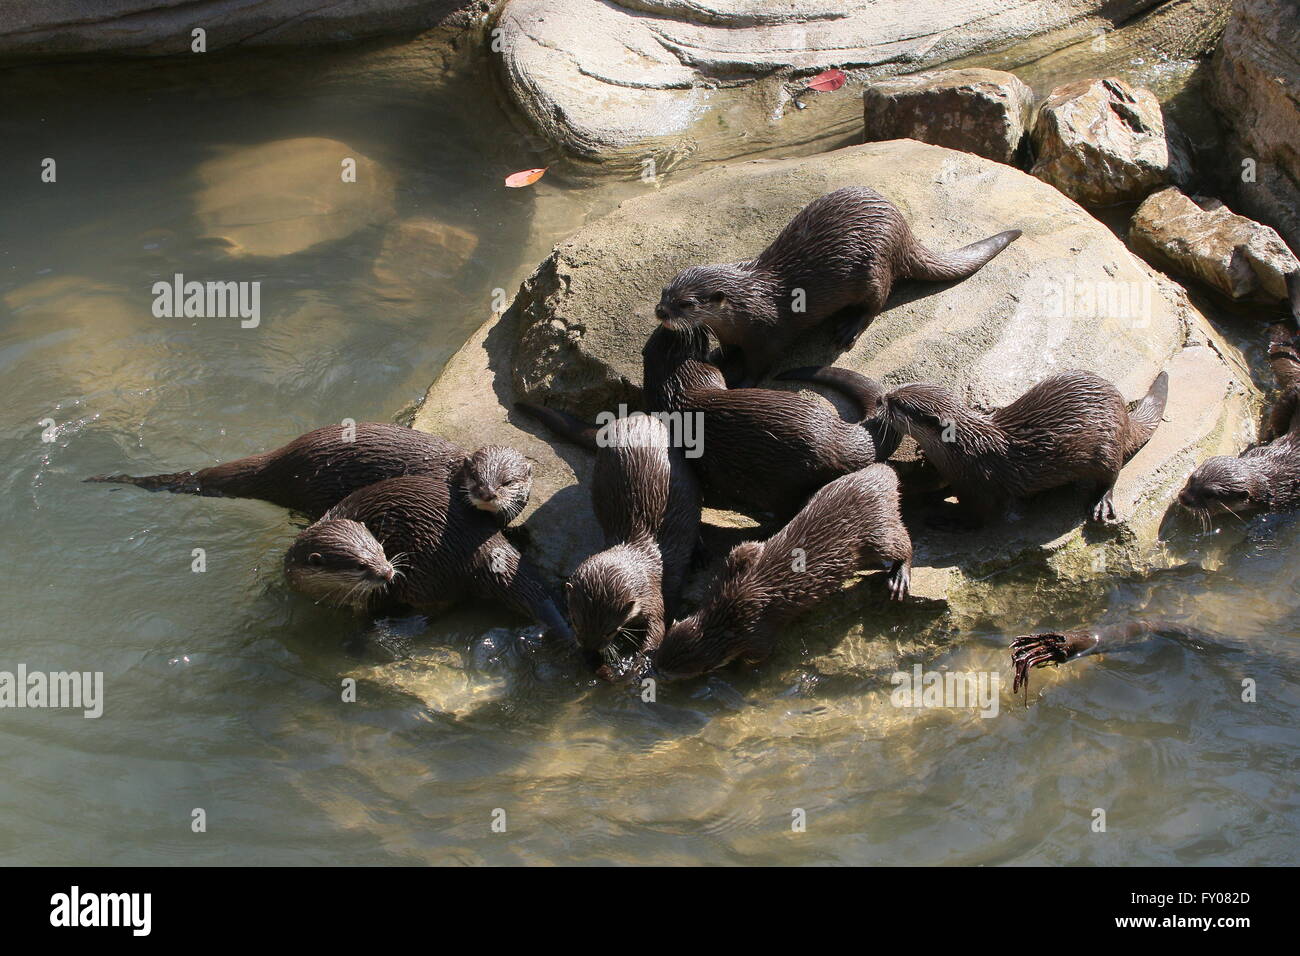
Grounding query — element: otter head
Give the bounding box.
[284,518,396,609]
[651,541,764,682]
[655,265,746,332]
[463,445,533,525]
[880,384,965,437]
[566,544,660,663]
[1177,457,1264,520]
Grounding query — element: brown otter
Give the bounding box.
[284,474,571,639]
[655,186,1021,384]
[652,464,912,681]
[878,369,1168,526]
[86,422,532,525]
[642,318,899,518]
[515,406,701,663]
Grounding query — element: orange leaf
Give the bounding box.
[805,69,847,92]
[505,167,547,188]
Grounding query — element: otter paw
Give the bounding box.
[887,561,910,601]
[833,312,869,348]
[1090,492,1117,524]
[1009,633,1071,693]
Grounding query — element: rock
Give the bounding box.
[862,68,1035,165]
[194,137,395,258]
[1129,187,1299,302]
[1030,77,1188,206]
[418,140,1255,622]
[1208,0,1300,255]
[372,218,480,303]
[0,1,482,61]
[491,0,1230,174]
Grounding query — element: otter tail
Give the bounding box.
[1123,370,1169,458]
[514,402,599,452]
[904,229,1022,283]
[84,470,203,494]
[776,366,887,419]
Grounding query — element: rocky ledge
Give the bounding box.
[414,140,1256,622]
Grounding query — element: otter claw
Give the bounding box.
[1010,633,1071,693]
[887,561,910,601]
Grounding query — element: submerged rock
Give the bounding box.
[863,68,1035,165]
[1030,77,1188,207]
[194,138,395,259]
[1208,0,1300,256]
[371,217,480,303]
[1129,187,1299,303]
[491,0,1224,173]
[416,141,1255,621]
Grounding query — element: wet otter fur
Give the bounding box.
[86,422,532,525]
[879,369,1168,527]
[655,186,1021,384]
[284,475,570,638]
[642,318,899,518]
[652,464,912,681]
[515,406,701,662]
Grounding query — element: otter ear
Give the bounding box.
[709,291,725,304]
[724,541,763,576]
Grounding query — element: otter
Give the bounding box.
[515,406,701,663]
[1010,620,1235,694]
[86,422,532,525]
[652,464,912,681]
[642,318,899,518]
[655,186,1021,384]
[284,474,570,639]
[878,369,1168,527]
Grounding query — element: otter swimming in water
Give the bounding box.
[652,464,912,681]
[87,422,532,524]
[878,369,1168,527]
[655,186,1021,384]
[515,405,701,664]
[284,474,570,638]
[642,318,898,518]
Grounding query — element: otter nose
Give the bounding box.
[654,303,668,321]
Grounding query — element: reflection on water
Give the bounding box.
[0,33,1295,866]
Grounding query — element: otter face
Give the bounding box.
[656,266,734,330]
[463,445,532,525]
[1177,457,1261,519]
[566,548,655,661]
[881,384,963,438]
[652,615,746,682]
[284,518,396,608]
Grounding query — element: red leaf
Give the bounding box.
[505,167,547,188]
[805,69,847,92]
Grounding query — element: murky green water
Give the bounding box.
[0,34,1295,866]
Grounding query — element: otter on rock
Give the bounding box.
[878,369,1168,527]
[642,318,899,518]
[86,422,532,525]
[515,406,701,664]
[655,186,1021,384]
[652,464,912,681]
[284,475,570,639]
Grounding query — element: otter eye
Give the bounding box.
[677,300,693,309]
[709,292,725,303]
[307,553,323,567]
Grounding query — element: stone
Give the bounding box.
[193,137,395,258]
[1030,77,1188,206]
[1129,187,1299,302]
[0,1,482,60]
[416,140,1255,623]
[1208,0,1300,256]
[372,218,480,303]
[863,68,1035,165]
[491,0,1230,174]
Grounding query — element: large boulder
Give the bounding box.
[1129,187,1299,302]
[863,69,1035,165]
[491,0,1230,174]
[416,141,1255,617]
[1030,77,1188,206]
[1208,0,1300,255]
[0,1,482,61]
